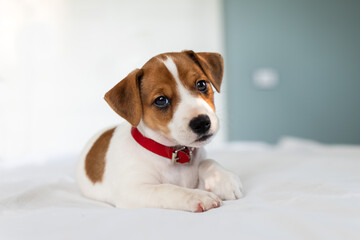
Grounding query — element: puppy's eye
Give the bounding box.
[196,80,208,92]
[153,96,169,108]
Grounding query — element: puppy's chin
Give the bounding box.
[187,134,215,148]
[172,130,217,148]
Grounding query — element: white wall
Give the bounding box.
[0,0,226,167]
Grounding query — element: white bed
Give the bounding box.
[1,138,360,240]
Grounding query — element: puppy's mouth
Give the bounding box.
[195,134,213,142]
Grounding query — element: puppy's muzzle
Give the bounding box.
[189,114,211,135]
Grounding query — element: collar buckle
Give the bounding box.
[172,147,194,164]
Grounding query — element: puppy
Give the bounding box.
[76,50,243,212]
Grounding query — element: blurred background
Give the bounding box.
[0,0,359,167]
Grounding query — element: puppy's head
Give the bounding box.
[105,50,223,148]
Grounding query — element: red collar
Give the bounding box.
[131,127,195,164]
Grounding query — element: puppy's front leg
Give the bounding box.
[116,184,222,212]
[198,159,244,200]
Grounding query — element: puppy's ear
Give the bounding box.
[184,50,224,92]
[104,69,143,126]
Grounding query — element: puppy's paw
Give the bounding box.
[203,171,244,201]
[186,190,222,212]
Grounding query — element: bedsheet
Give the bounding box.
[1,138,360,240]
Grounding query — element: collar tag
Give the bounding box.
[171,147,194,165]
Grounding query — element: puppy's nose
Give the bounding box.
[189,114,211,134]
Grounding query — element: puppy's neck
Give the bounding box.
[137,120,179,147]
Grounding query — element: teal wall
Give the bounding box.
[224,0,360,144]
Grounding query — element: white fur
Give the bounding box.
[76,56,243,212]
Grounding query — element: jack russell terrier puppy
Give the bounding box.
[77,50,244,212]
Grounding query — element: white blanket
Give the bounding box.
[1,138,360,240]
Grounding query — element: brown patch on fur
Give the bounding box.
[167,52,216,111]
[199,93,215,111]
[182,51,224,93]
[85,128,115,183]
[139,57,180,135]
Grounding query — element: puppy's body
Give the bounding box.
[77,51,243,212]
[77,122,203,208]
